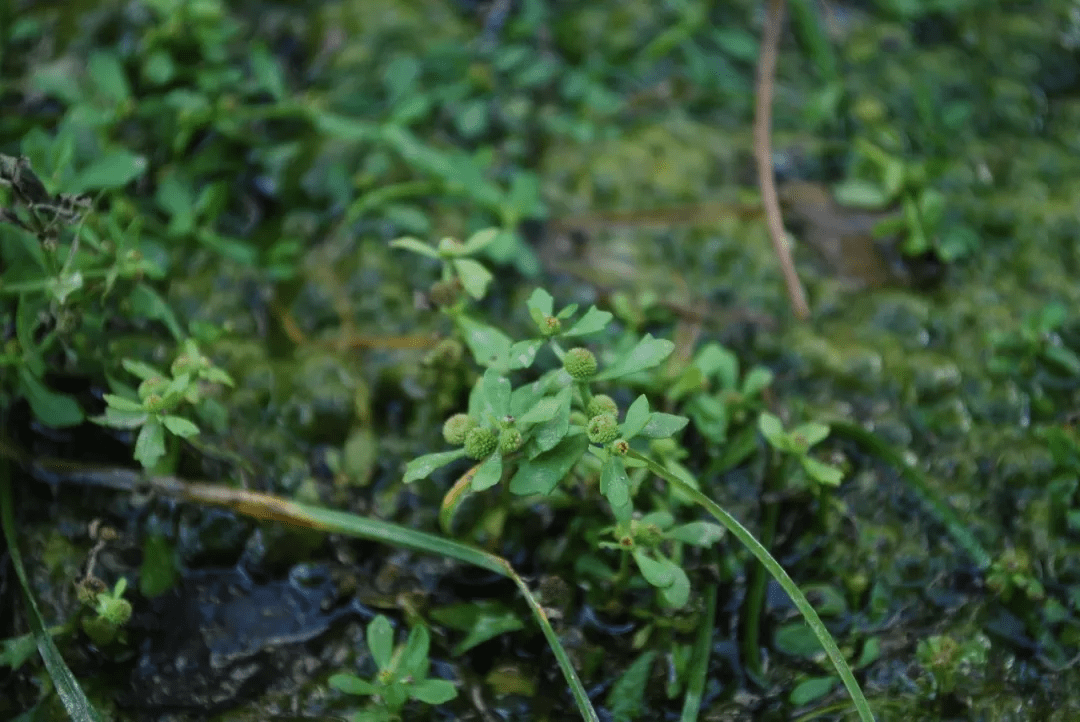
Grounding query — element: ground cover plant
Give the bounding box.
[3,1,1080,720]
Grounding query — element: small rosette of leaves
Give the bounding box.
[92,339,233,469]
[758,412,844,488]
[329,615,457,719]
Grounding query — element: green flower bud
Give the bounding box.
[611,438,630,456]
[540,315,562,337]
[569,410,589,427]
[464,427,498,460]
[564,347,598,380]
[442,413,476,445]
[499,427,523,453]
[587,394,618,418]
[587,413,619,444]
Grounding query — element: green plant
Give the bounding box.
[393,229,875,721]
[92,339,233,469]
[915,632,990,699]
[76,577,133,647]
[758,412,844,491]
[329,615,457,722]
[832,137,978,262]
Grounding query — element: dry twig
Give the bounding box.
[754,0,810,320]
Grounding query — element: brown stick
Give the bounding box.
[754,0,810,320]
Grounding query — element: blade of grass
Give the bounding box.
[627,450,875,722]
[679,581,717,721]
[1,462,105,722]
[827,421,992,571]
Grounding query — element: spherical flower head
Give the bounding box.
[586,413,619,444]
[442,413,476,445]
[499,427,523,453]
[464,427,498,460]
[587,394,618,418]
[611,438,630,456]
[564,347,598,380]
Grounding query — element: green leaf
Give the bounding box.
[517,396,564,425]
[410,678,458,704]
[453,258,493,299]
[471,452,503,491]
[162,415,200,439]
[631,550,675,588]
[790,676,837,706]
[367,616,395,671]
[510,371,556,416]
[70,150,146,192]
[741,366,774,396]
[93,406,148,430]
[134,418,166,469]
[621,395,651,440]
[664,521,725,547]
[460,227,500,255]
[18,368,84,427]
[507,339,542,370]
[481,368,512,418]
[121,358,163,381]
[638,412,688,439]
[594,334,675,381]
[103,393,145,413]
[399,625,431,678]
[605,651,655,722]
[564,306,613,337]
[600,455,630,508]
[88,50,131,104]
[757,412,789,451]
[532,386,572,453]
[801,456,844,487]
[774,622,823,658]
[556,303,579,320]
[832,179,889,209]
[329,672,378,696]
[433,601,526,656]
[526,287,555,318]
[658,565,690,608]
[403,449,467,483]
[510,434,588,495]
[312,112,380,141]
[389,236,440,259]
[791,422,830,449]
[456,316,512,368]
[249,43,286,99]
[694,343,739,388]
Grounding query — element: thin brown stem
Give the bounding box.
[754,0,810,320]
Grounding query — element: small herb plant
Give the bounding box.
[76,577,133,647]
[329,615,457,722]
[392,229,875,720]
[92,339,234,469]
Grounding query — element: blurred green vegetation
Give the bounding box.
[3,0,1080,720]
